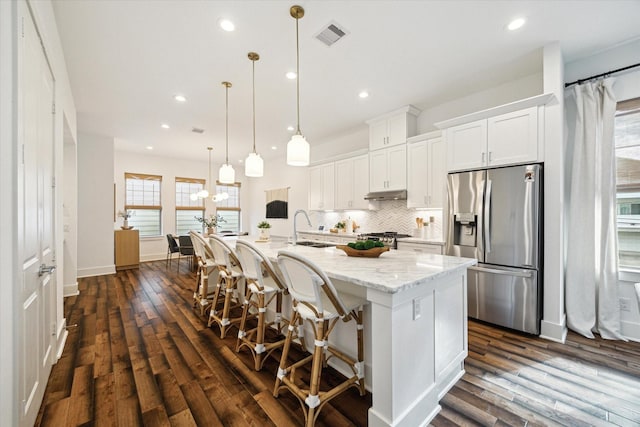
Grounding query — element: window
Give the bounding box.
[615,97,640,268]
[125,173,162,237]
[175,177,205,235]
[215,182,241,233]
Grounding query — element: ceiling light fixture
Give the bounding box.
[218,81,235,184]
[219,19,235,32]
[359,91,369,99]
[507,17,526,31]
[287,5,310,167]
[190,147,213,200]
[287,126,294,131]
[174,94,187,102]
[286,71,297,79]
[161,123,170,129]
[271,146,278,150]
[146,146,153,150]
[245,52,264,177]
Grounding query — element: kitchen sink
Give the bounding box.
[295,241,335,248]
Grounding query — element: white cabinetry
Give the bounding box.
[370,145,407,192]
[308,163,335,210]
[397,241,443,254]
[437,94,555,172]
[446,107,538,172]
[407,132,445,208]
[335,154,369,210]
[367,105,420,150]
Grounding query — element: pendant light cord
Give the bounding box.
[295,15,301,135]
[252,58,256,153]
[225,84,229,165]
[207,147,212,192]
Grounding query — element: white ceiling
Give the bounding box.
[52,0,640,165]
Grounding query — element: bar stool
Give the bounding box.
[274,250,367,427]
[208,235,244,338]
[234,240,290,370]
[189,231,218,317]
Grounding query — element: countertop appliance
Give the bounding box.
[445,164,543,334]
[357,232,411,249]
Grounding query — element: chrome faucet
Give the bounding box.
[292,209,312,245]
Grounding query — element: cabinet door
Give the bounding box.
[351,154,370,209]
[407,140,429,208]
[369,119,388,150]
[387,113,408,147]
[446,120,487,172]
[335,158,354,210]
[321,163,335,210]
[428,136,446,208]
[386,145,407,191]
[369,150,388,192]
[487,106,538,167]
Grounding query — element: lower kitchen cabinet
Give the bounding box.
[397,241,443,254]
[115,229,140,270]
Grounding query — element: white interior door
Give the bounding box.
[19,4,56,425]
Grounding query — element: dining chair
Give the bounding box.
[190,231,219,317]
[166,234,180,268]
[234,239,290,370]
[274,250,368,427]
[178,235,194,273]
[207,235,244,338]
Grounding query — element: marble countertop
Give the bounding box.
[233,236,476,294]
[297,230,358,237]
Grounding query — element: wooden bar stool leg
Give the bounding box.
[255,291,266,371]
[356,306,366,396]
[208,273,224,326]
[219,277,236,338]
[236,284,252,352]
[306,319,326,427]
[274,309,299,397]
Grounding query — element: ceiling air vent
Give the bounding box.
[315,21,348,47]
[191,127,204,134]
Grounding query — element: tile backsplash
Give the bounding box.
[312,201,443,239]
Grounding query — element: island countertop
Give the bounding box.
[235,236,476,294]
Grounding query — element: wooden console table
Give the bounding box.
[115,229,140,270]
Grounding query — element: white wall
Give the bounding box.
[565,38,640,342]
[113,149,250,261]
[77,133,115,277]
[63,116,78,296]
[244,155,309,239]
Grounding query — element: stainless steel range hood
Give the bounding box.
[364,190,407,201]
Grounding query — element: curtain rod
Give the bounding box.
[565,62,640,88]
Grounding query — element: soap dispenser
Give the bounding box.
[345,217,353,234]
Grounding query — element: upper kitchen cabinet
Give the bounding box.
[407,132,445,209]
[335,154,369,210]
[370,144,407,192]
[309,163,335,211]
[367,105,420,151]
[436,94,555,172]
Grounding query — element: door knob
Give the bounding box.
[38,264,56,277]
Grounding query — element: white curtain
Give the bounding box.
[565,78,625,340]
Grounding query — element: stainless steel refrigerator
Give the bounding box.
[445,164,542,334]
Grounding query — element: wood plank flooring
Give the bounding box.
[36,260,640,426]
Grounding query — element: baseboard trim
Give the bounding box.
[140,253,166,263]
[55,319,68,361]
[77,264,115,278]
[63,281,79,297]
[540,315,567,343]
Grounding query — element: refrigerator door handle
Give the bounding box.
[469,265,533,278]
[484,179,492,253]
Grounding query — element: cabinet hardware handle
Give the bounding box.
[489,151,492,162]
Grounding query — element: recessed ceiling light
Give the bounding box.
[146,146,153,150]
[174,94,187,102]
[238,159,243,163]
[161,123,170,129]
[507,17,526,31]
[271,146,278,150]
[287,126,295,131]
[219,19,235,32]
[359,91,369,99]
[286,71,297,80]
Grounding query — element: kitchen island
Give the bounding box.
[233,237,476,427]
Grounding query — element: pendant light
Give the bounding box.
[190,146,213,200]
[286,5,310,166]
[245,52,264,177]
[219,81,235,184]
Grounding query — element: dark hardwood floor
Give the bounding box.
[36,260,640,426]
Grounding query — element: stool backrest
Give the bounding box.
[235,240,286,291]
[209,234,241,271]
[277,250,348,318]
[190,231,215,263]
